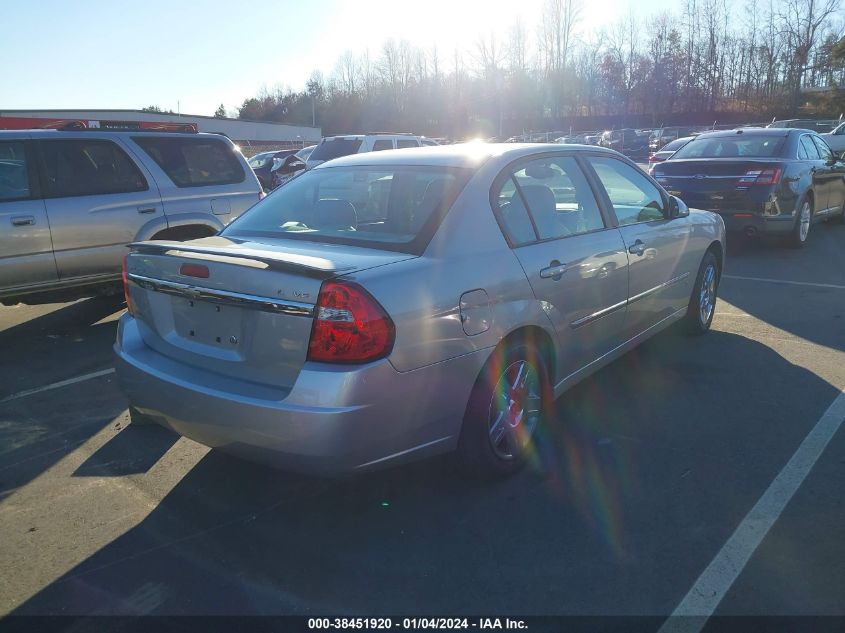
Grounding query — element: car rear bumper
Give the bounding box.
[114,314,485,475]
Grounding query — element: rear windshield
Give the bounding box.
[133,136,245,187]
[662,137,691,152]
[671,135,786,159]
[223,165,471,254]
[309,138,363,162]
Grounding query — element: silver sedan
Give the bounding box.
[115,143,725,477]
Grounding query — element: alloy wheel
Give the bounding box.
[487,360,542,460]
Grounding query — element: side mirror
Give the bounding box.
[669,195,689,218]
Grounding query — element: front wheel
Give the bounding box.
[683,251,719,335]
[458,343,552,478]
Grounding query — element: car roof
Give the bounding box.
[693,127,795,139]
[313,142,618,169]
[0,129,220,140]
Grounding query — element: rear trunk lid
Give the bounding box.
[125,236,414,391]
[652,159,779,212]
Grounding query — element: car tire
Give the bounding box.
[683,251,719,335]
[789,197,813,248]
[128,406,156,426]
[457,342,552,478]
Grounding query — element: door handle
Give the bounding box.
[628,240,646,256]
[11,216,35,227]
[137,206,157,214]
[540,261,568,280]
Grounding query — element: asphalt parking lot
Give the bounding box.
[1,223,844,623]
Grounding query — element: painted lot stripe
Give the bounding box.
[723,274,845,290]
[0,368,115,404]
[659,389,845,633]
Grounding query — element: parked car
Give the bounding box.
[768,119,840,133]
[306,133,427,169]
[599,129,649,158]
[270,154,307,188]
[116,143,725,477]
[820,121,845,153]
[295,144,317,162]
[248,149,298,190]
[648,136,696,171]
[651,128,845,247]
[0,128,261,305]
[649,127,697,152]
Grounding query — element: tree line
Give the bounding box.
[234,0,845,137]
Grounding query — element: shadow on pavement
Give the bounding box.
[8,327,841,616]
[73,424,180,478]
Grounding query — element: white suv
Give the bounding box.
[305,134,430,169]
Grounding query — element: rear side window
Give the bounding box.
[397,139,419,149]
[799,136,821,160]
[309,138,363,162]
[223,165,470,254]
[133,137,245,187]
[41,139,147,198]
[0,141,33,202]
[372,140,394,151]
[495,156,604,243]
[812,136,834,162]
[589,157,665,226]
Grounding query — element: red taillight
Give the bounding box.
[122,254,134,315]
[737,167,781,187]
[307,281,395,363]
[180,263,210,278]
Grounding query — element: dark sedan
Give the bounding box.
[651,128,845,247]
[248,149,298,190]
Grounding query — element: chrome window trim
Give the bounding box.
[127,273,314,317]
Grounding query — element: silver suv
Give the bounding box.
[0,129,261,305]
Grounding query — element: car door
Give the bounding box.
[492,154,629,381]
[797,134,832,216]
[38,137,162,281]
[0,139,57,292]
[811,135,845,216]
[585,155,695,339]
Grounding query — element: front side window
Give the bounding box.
[41,139,148,198]
[589,156,665,226]
[0,141,32,202]
[133,136,245,187]
[397,139,419,149]
[224,165,470,254]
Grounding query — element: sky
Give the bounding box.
[2,0,676,117]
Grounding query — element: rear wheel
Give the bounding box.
[683,251,719,335]
[458,342,551,478]
[789,198,813,248]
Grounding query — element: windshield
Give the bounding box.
[295,145,316,159]
[662,137,692,152]
[309,138,363,162]
[671,135,786,159]
[224,165,471,253]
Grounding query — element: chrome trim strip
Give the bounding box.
[570,271,690,329]
[354,436,453,469]
[570,298,628,329]
[628,272,690,305]
[127,273,314,317]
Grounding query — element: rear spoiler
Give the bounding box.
[129,239,352,278]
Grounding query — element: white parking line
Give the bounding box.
[723,274,845,290]
[0,368,115,404]
[658,388,845,633]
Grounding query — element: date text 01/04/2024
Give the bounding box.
[307,618,528,630]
